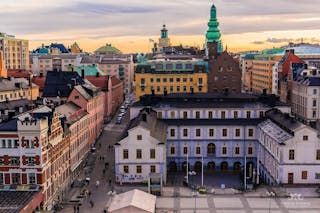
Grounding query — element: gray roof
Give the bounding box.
[0,190,41,213]
[265,109,304,135]
[56,102,88,125]
[163,119,263,126]
[258,119,292,144]
[0,99,29,111]
[295,76,320,86]
[0,119,18,131]
[0,78,38,92]
[118,108,167,142]
[81,56,101,64]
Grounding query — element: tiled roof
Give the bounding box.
[32,76,46,90]
[111,76,122,86]
[86,76,109,90]
[7,70,29,78]
[258,119,292,144]
[94,44,121,54]
[0,190,41,213]
[42,71,85,98]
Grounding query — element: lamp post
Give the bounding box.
[266,191,275,213]
[192,191,198,213]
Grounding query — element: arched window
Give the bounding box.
[207,143,216,154]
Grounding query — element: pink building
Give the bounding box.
[68,85,104,145]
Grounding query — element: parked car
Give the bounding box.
[115,119,121,124]
[118,112,125,117]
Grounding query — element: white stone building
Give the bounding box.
[114,108,167,184]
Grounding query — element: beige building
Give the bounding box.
[0,33,29,70]
[0,77,39,102]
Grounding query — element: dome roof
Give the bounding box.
[94,43,121,54]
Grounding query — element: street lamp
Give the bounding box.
[192,191,198,213]
[188,171,196,186]
[266,191,276,213]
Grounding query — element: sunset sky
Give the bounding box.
[2,0,320,53]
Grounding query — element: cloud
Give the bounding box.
[266,38,292,43]
[252,41,265,45]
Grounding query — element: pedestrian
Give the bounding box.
[102,156,105,161]
[76,205,79,213]
[96,180,100,188]
[103,169,105,176]
[99,143,101,148]
[109,178,112,186]
[73,205,76,213]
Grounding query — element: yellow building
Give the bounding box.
[251,60,276,94]
[0,32,29,70]
[0,52,7,78]
[135,60,208,101]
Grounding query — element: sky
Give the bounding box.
[1,0,320,53]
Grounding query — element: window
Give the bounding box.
[150,78,154,83]
[157,111,162,118]
[137,135,142,140]
[150,149,156,159]
[176,78,180,82]
[313,99,317,107]
[170,129,175,137]
[317,150,320,160]
[183,147,188,155]
[218,66,223,72]
[27,157,34,166]
[209,129,214,137]
[183,78,187,82]
[196,111,200,119]
[170,78,174,82]
[29,173,36,184]
[221,111,226,119]
[123,165,129,173]
[248,129,254,137]
[234,111,238,119]
[176,86,180,92]
[1,139,5,148]
[313,89,317,95]
[246,111,251,119]
[259,111,264,118]
[136,165,142,173]
[183,129,188,137]
[196,147,201,155]
[302,171,308,180]
[235,147,240,155]
[183,111,188,119]
[222,129,227,137]
[303,135,308,141]
[222,147,227,155]
[136,149,142,159]
[196,129,201,137]
[7,139,12,148]
[157,86,160,92]
[163,78,167,83]
[166,64,173,70]
[183,86,187,92]
[0,173,3,184]
[176,64,183,69]
[208,111,213,119]
[248,147,253,155]
[170,147,175,155]
[14,140,19,148]
[289,150,295,160]
[156,78,161,83]
[235,129,240,137]
[190,78,193,82]
[123,149,129,159]
[170,86,174,92]
[315,173,320,179]
[150,165,156,173]
[207,143,216,154]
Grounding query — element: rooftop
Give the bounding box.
[258,119,293,144]
[163,118,263,126]
[94,43,121,55]
[0,77,38,92]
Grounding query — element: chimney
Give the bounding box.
[142,113,147,122]
[81,69,85,79]
[96,72,100,77]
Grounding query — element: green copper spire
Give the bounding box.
[206,1,221,43]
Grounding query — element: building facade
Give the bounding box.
[0,33,29,70]
[130,94,320,185]
[135,60,208,101]
[115,109,167,184]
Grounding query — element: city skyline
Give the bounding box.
[2,0,320,53]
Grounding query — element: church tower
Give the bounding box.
[206,1,222,60]
[158,24,171,51]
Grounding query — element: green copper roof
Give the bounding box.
[74,66,106,76]
[261,48,285,55]
[206,2,221,42]
[94,44,121,54]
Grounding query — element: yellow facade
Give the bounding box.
[251,60,276,94]
[0,33,29,70]
[0,52,7,78]
[135,72,208,101]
